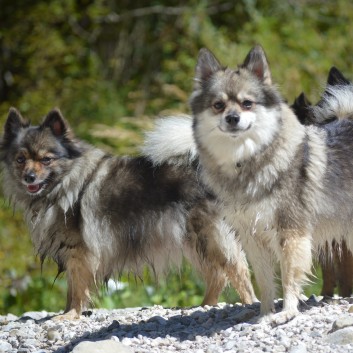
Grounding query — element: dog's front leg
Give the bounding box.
[241,234,277,315]
[275,229,312,325]
[54,248,95,320]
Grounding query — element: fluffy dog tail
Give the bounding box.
[142,115,198,166]
[311,85,353,122]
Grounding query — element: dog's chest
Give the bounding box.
[223,193,279,243]
[209,163,277,208]
[25,205,59,246]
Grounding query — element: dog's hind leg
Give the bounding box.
[201,268,228,306]
[337,240,353,297]
[186,211,257,306]
[183,236,227,306]
[198,248,257,306]
[320,241,336,297]
[54,248,96,320]
[224,248,258,305]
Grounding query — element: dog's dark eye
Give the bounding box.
[242,100,253,110]
[41,157,53,166]
[213,101,225,111]
[16,156,25,164]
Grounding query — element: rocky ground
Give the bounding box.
[1,296,353,353]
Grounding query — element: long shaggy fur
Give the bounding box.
[0,108,257,319]
[311,85,353,121]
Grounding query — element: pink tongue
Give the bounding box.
[27,184,40,193]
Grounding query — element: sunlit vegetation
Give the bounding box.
[0,0,349,314]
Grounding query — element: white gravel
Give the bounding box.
[1,296,353,352]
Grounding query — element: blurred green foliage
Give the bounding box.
[0,0,349,315]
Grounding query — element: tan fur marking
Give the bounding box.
[224,260,258,304]
[280,229,312,313]
[64,248,95,316]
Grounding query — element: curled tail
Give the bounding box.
[311,85,353,122]
[141,115,198,166]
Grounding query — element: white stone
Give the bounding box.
[0,340,12,352]
[331,316,353,332]
[72,340,133,353]
[326,326,353,345]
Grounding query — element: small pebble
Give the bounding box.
[47,329,61,341]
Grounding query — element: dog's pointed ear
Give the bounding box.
[243,45,272,85]
[3,107,28,142]
[327,66,350,86]
[195,48,222,87]
[42,108,70,138]
[295,92,311,108]
[292,93,305,113]
[292,92,312,125]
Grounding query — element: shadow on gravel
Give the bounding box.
[42,298,323,353]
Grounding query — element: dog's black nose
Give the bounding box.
[24,172,36,184]
[225,114,240,127]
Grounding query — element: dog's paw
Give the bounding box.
[260,310,299,326]
[52,309,81,321]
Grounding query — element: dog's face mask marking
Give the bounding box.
[191,45,282,165]
[1,108,79,197]
[14,145,58,195]
[210,87,257,134]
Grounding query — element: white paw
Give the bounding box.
[259,310,299,326]
[52,309,81,321]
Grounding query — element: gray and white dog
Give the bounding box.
[148,45,353,324]
[0,108,257,319]
[292,67,353,299]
